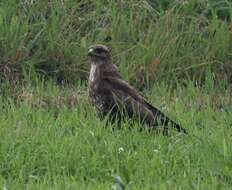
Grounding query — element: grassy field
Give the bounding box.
[0,0,231,86]
[0,81,232,189]
[0,0,232,189]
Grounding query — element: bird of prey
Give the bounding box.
[87,44,187,134]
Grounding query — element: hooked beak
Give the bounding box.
[87,48,94,56]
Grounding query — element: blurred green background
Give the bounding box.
[0,0,231,89]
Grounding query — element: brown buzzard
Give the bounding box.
[87,44,187,134]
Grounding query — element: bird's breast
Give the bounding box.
[89,64,97,82]
[89,64,100,90]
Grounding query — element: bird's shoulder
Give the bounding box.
[101,74,145,103]
[99,63,122,79]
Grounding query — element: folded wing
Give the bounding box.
[102,76,187,133]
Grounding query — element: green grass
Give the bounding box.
[0,81,231,189]
[0,0,232,189]
[0,0,231,86]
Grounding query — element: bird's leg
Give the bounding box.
[162,126,169,136]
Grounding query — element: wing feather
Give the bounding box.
[102,76,187,133]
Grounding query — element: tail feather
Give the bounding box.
[145,101,188,134]
[172,122,188,134]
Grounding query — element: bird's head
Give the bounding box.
[87,44,111,64]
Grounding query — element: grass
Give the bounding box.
[0,0,231,86]
[0,0,232,189]
[0,80,231,189]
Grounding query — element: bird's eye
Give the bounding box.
[95,49,102,54]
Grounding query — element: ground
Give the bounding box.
[0,81,231,189]
[0,1,232,189]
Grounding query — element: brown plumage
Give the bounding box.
[87,44,187,134]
